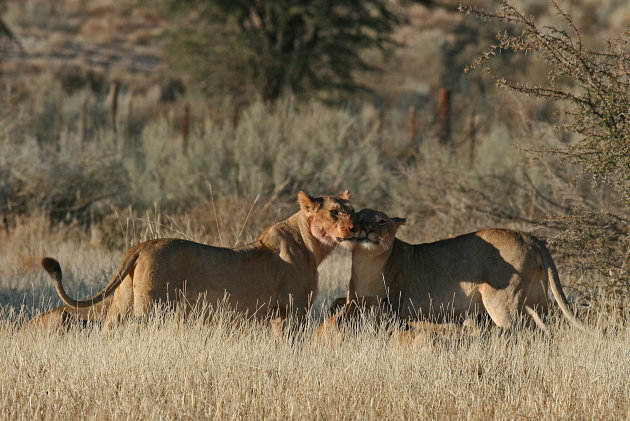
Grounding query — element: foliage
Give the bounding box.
[162,0,401,102]
[0,88,397,228]
[464,1,630,294]
[0,0,23,56]
[0,136,129,227]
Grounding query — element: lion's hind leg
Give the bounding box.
[480,284,517,330]
[481,284,552,336]
[103,275,134,328]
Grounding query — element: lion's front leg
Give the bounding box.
[268,292,313,339]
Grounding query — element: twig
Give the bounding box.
[259,178,291,215]
[208,183,224,247]
[234,194,260,247]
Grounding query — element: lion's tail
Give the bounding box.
[538,242,595,336]
[42,250,139,310]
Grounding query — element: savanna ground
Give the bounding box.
[1,0,630,419]
[1,212,629,419]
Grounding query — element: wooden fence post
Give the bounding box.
[438,88,451,148]
[80,97,87,144]
[231,103,240,137]
[55,94,63,146]
[182,102,190,149]
[126,97,133,142]
[28,96,34,123]
[231,103,241,195]
[468,113,477,169]
[378,107,384,137]
[109,82,119,133]
[7,84,13,115]
[409,105,416,146]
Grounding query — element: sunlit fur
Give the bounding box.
[344,208,592,336]
[42,191,355,328]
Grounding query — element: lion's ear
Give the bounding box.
[298,191,321,213]
[339,190,351,201]
[392,217,406,227]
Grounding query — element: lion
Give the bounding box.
[327,208,592,337]
[24,299,111,331]
[24,306,93,331]
[41,191,355,328]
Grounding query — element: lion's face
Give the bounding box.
[298,190,355,248]
[352,209,405,253]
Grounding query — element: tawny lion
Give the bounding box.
[40,191,354,328]
[326,208,592,337]
[23,305,96,331]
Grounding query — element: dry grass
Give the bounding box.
[3,296,629,419]
[1,212,629,420]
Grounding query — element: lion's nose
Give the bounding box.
[347,223,355,232]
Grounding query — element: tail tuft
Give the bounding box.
[42,257,62,280]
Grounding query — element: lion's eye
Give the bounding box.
[330,209,339,218]
[378,220,387,225]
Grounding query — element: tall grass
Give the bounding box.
[2,297,629,419]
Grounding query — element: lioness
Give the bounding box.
[24,306,93,331]
[41,191,354,327]
[24,299,111,331]
[335,208,590,336]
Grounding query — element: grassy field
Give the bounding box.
[0,95,627,419]
[3,305,629,419]
[0,210,628,420]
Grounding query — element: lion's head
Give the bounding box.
[352,208,405,254]
[298,190,355,248]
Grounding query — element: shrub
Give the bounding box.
[464,1,630,296]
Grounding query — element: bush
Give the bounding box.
[464,1,630,296]
[0,88,399,228]
[0,135,129,226]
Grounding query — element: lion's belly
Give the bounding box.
[132,244,283,315]
[161,271,279,312]
[402,281,484,321]
[130,239,325,318]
